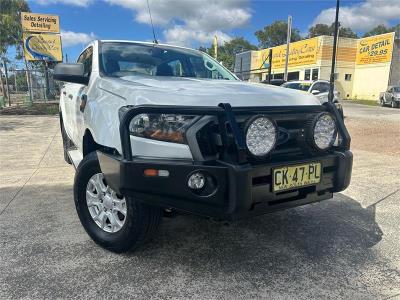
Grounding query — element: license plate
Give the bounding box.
[273,162,321,192]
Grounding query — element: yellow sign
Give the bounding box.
[21,12,60,33]
[23,33,62,62]
[356,32,394,65]
[260,37,319,70]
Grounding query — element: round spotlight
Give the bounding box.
[245,116,277,157]
[188,172,205,190]
[312,112,337,150]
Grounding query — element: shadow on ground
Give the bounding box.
[1,185,394,299]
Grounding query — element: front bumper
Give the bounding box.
[98,150,353,220]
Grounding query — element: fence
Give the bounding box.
[0,60,62,107]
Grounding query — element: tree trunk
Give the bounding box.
[0,67,6,100]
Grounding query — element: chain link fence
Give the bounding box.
[0,60,62,108]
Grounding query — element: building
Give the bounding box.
[234,32,399,101]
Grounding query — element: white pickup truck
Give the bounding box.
[55,40,353,253]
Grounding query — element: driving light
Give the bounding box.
[129,114,197,144]
[313,113,337,150]
[188,172,205,190]
[245,116,277,157]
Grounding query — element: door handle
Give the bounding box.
[68,94,73,99]
[62,91,66,95]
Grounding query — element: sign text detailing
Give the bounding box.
[356,32,394,65]
[260,38,319,70]
[21,12,60,33]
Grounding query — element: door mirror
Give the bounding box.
[311,89,320,95]
[54,63,89,85]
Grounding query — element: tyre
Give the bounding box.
[74,152,162,253]
[60,118,72,164]
[391,100,399,108]
[380,98,385,107]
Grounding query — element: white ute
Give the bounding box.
[55,40,353,253]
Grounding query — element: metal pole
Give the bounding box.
[24,58,33,103]
[329,0,340,102]
[284,15,292,82]
[44,61,50,100]
[268,48,273,84]
[14,69,18,93]
[3,60,11,106]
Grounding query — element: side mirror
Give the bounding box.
[54,63,89,85]
[311,90,320,95]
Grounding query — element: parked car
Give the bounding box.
[281,80,343,118]
[262,79,286,86]
[54,40,352,253]
[379,86,400,108]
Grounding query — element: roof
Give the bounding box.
[97,39,199,53]
[286,80,329,84]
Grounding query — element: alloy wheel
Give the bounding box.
[86,173,127,233]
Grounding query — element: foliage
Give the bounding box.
[199,37,257,71]
[0,0,30,57]
[363,24,400,37]
[308,23,357,38]
[7,72,28,91]
[255,21,302,48]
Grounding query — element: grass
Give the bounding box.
[0,102,59,115]
[343,99,379,107]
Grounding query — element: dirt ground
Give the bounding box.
[345,117,400,156]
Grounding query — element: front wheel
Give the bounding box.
[74,152,162,253]
[391,100,398,108]
[380,98,385,107]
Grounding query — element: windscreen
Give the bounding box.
[99,42,236,80]
[282,82,312,91]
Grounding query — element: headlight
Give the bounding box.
[129,114,197,144]
[245,116,277,157]
[312,112,337,150]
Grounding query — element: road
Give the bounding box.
[0,104,399,299]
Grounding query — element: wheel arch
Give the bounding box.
[82,129,119,157]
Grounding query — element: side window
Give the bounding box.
[77,47,93,78]
[311,82,322,92]
[319,83,330,93]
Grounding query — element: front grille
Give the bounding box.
[195,111,321,163]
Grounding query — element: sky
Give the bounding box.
[25,0,400,61]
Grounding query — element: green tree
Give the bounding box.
[199,37,258,71]
[255,21,302,48]
[0,0,30,99]
[308,23,357,38]
[363,24,400,37]
[0,0,30,55]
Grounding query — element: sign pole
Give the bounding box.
[268,48,273,84]
[3,60,11,106]
[43,60,51,100]
[329,0,340,102]
[283,15,292,82]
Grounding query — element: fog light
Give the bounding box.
[188,172,205,190]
